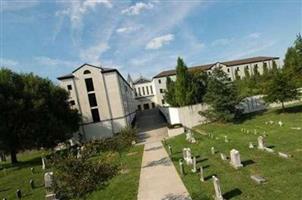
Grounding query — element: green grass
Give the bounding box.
[0,145,144,200]
[165,104,302,200]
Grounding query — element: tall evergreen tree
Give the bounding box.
[202,68,241,122]
[175,58,190,106]
[164,77,178,107]
[264,70,299,111]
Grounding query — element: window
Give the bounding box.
[137,105,141,111]
[162,99,165,105]
[69,100,75,106]
[85,78,94,92]
[227,68,230,73]
[142,87,145,95]
[160,89,164,93]
[150,86,153,94]
[138,87,141,96]
[158,79,161,84]
[67,85,72,90]
[91,108,100,122]
[146,86,149,95]
[88,93,98,107]
[83,70,91,74]
[134,88,137,96]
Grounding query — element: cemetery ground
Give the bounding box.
[0,145,144,200]
[165,104,302,200]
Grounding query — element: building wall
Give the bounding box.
[133,80,157,110]
[153,75,176,106]
[58,64,136,140]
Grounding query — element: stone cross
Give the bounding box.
[199,166,204,182]
[220,153,227,161]
[211,147,215,155]
[224,136,229,143]
[42,157,46,170]
[44,172,54,189]
[191,156,197,173]
[230,149,243,169]
[257,136,265,150]
[183,148,192,165]
[179,159,184,176]
[212,176,224,200]
[249,142,254,149]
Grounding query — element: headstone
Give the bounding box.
[30,167,35,174]
[183,148,192,165]
[211,147,215,155]
[45,193,57,200]
[278,152,290,158]
[230,149,243,169]
[220,153,227,161]
[42,157,46,170]
[30,179,35,189]
[16,189,22,199]
[191,156,197,173]
[76,147,81,159]
[264,147,274,153]
[224,136,229,143]
[212,176,224,200]
[249,142,254,149]
[278,121,283,127]
[44,172,54,189]
[257,136,265,150]
[199,166,204,182]
[168,145,172,156]
[179,159,184,176]
[250,175,266,184]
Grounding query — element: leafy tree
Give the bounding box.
[202,68,241,122]
[0,68,80,164]
[244,66,250,79]
[264,70,299,111]
[164,77,178,107]
[187,71,207,105]
[175,58,190,106]
[235,68,240,80]
[253,65,260,77]
[263,62,269,75]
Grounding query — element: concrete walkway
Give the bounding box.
[136,109,191,200]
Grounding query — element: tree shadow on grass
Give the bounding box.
[145,146,162,152]
[223,188,242,199]
[204,174,217,181]
[161,193,191,200]
[143,157,171,168]
[233,110,267,124]
[1,156,42,170]
[0,188,10,192]
[274,104,302,114]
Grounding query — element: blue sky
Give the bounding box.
[1,0,301,81]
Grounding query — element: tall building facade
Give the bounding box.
[57,64,136,140]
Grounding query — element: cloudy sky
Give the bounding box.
[1,0,301,81]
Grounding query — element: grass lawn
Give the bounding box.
[0,145,144,200]
[165,104,302,200]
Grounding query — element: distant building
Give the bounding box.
[57,64,136,140]
[152,56,280,106]
[129,75,157,111]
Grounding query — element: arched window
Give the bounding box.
[83,70,91,74]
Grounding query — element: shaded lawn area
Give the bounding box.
[165,105,302,200]
[0,145,144,200]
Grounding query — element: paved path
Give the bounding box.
[136,109,191,200]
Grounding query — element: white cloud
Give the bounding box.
[247,32,261,39]
[121,2,154,16]
[80,42,110,64]
[211,38,232,46]
[0,0,39,12]
[145,34,174,50]
[0,58,19,67]
[34,56,78,67]
[116,26,140,34]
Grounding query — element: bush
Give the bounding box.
[51,150,118,199]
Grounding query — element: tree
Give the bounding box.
[244,66,250,79]
[264,70,299,111]
[164,77,178,107]
[186,71,207,105]
[202,68,241,122]
[263,62,269,75]
[0,69,80,164]
[175,58,190,106]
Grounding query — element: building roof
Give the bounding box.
[133,77,151,84]
[57,73,74,80]
[153,56,279,79]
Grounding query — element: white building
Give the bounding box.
[152,56,280,106]
[129,76,157,111]
[57,64,136,140]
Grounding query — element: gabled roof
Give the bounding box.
[133,77,151,84]
[153,56,279,79]
[57,73,74,80]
